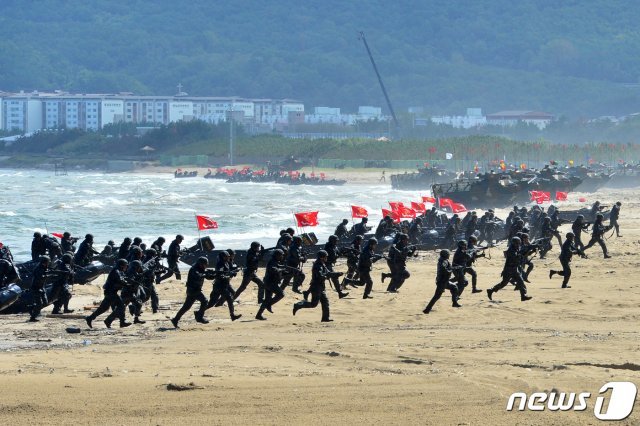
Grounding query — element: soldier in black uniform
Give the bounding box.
[255,249,286,320]
[538,217,554,259]
[0,258,20,288]
[318,235,349,299]
[60,232,77,254]
[281,235,306,294]
[293,250,342,322]
[425,207,438,229]
[29,255,52,322]
[519,233,536,283]
[464,213,478,240]
[170,257,210,328]
[206,251,242,321]
[465,235,485,293]
[342,235,363,289]
[118,237,133,260]
[589,201,603,221]
[358,238,383,299]
[352,217,371,236]
[571,215,589,251]
[583,213,612,258]
[549,232,585,288]
[85,259,133,328]
[41,235,62,260]
[442,217,460,249]
[141,248,161,313]
[276,233,292,257]
[31,232,47,261]
[334,219,350,240]
[487,237,532,302]
[384,233,414,293]
[234,241,265,303]
[375,215,394,239]
[151,237,166,254]
[51,253,75,314]
[423,250,461,314]
[122,259,146,324]
[157,234,184,283]
[74,234,98,267]
[452,240,470,296]
[101,240,115,256]
[610,201,622,237]
[408,217,423,243]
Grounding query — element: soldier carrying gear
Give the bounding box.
[583,213,612,258]
[549,232,586,288]
[170,256,211,328]
[487,237,532,302]
[293,250,343,322]
[423,250,461,314]
[256,249,287,320]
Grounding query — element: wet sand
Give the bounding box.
[0,191,639,424]
[134,165,395,185]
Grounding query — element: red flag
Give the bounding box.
[351,205,368,218]
[450,202,467,213]
[555,191,568,201]
[411,201,426,214]
[196,215,218,231]
[398,205,417,219]
[52,232,64,239]
[295,211,319,227]
[422,196,436,204]
[531,191,551,204]
[438,198,453,209]
[381,208,401,223]
[388,201,404,211]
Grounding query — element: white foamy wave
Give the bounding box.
[0,211,17,216]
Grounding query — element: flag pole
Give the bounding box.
[44,220,49,235]
[194,214,203,252]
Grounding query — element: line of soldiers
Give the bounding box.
[2,200,623,326]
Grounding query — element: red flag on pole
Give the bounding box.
[52,232,64,239]
[381,208,401,223]
[351,205,368,218]
[555,191,568,201]
[422,196,436,204]
[195,215,218,230]
[411,201,426,214]
[294,211,319,227]
[450,202,467,213]
[398,205,417,219]
[388,201,404,212]
[438,198,453,209]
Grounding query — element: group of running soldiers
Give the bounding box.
[0,200,623,327]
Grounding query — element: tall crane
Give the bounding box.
[358,31,399,130]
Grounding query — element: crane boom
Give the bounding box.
[358,31,399,129]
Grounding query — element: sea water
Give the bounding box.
[0,170,425,261]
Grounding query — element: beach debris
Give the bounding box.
[166,382,203,391]
[65,327,81,334]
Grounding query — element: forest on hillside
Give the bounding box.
[1,1,640,117]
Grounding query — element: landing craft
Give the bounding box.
[0,260,111,314]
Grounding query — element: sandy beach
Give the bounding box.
[134,164,397,185]
[0,190,638,425]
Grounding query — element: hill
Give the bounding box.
[1,1,640,116]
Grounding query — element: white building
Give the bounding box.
[430,108,487,129]
[357,106,382,120]
[169,101,194,123]
[486,111,554,129]
[100,99,124,128]
[2,93,43,133]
